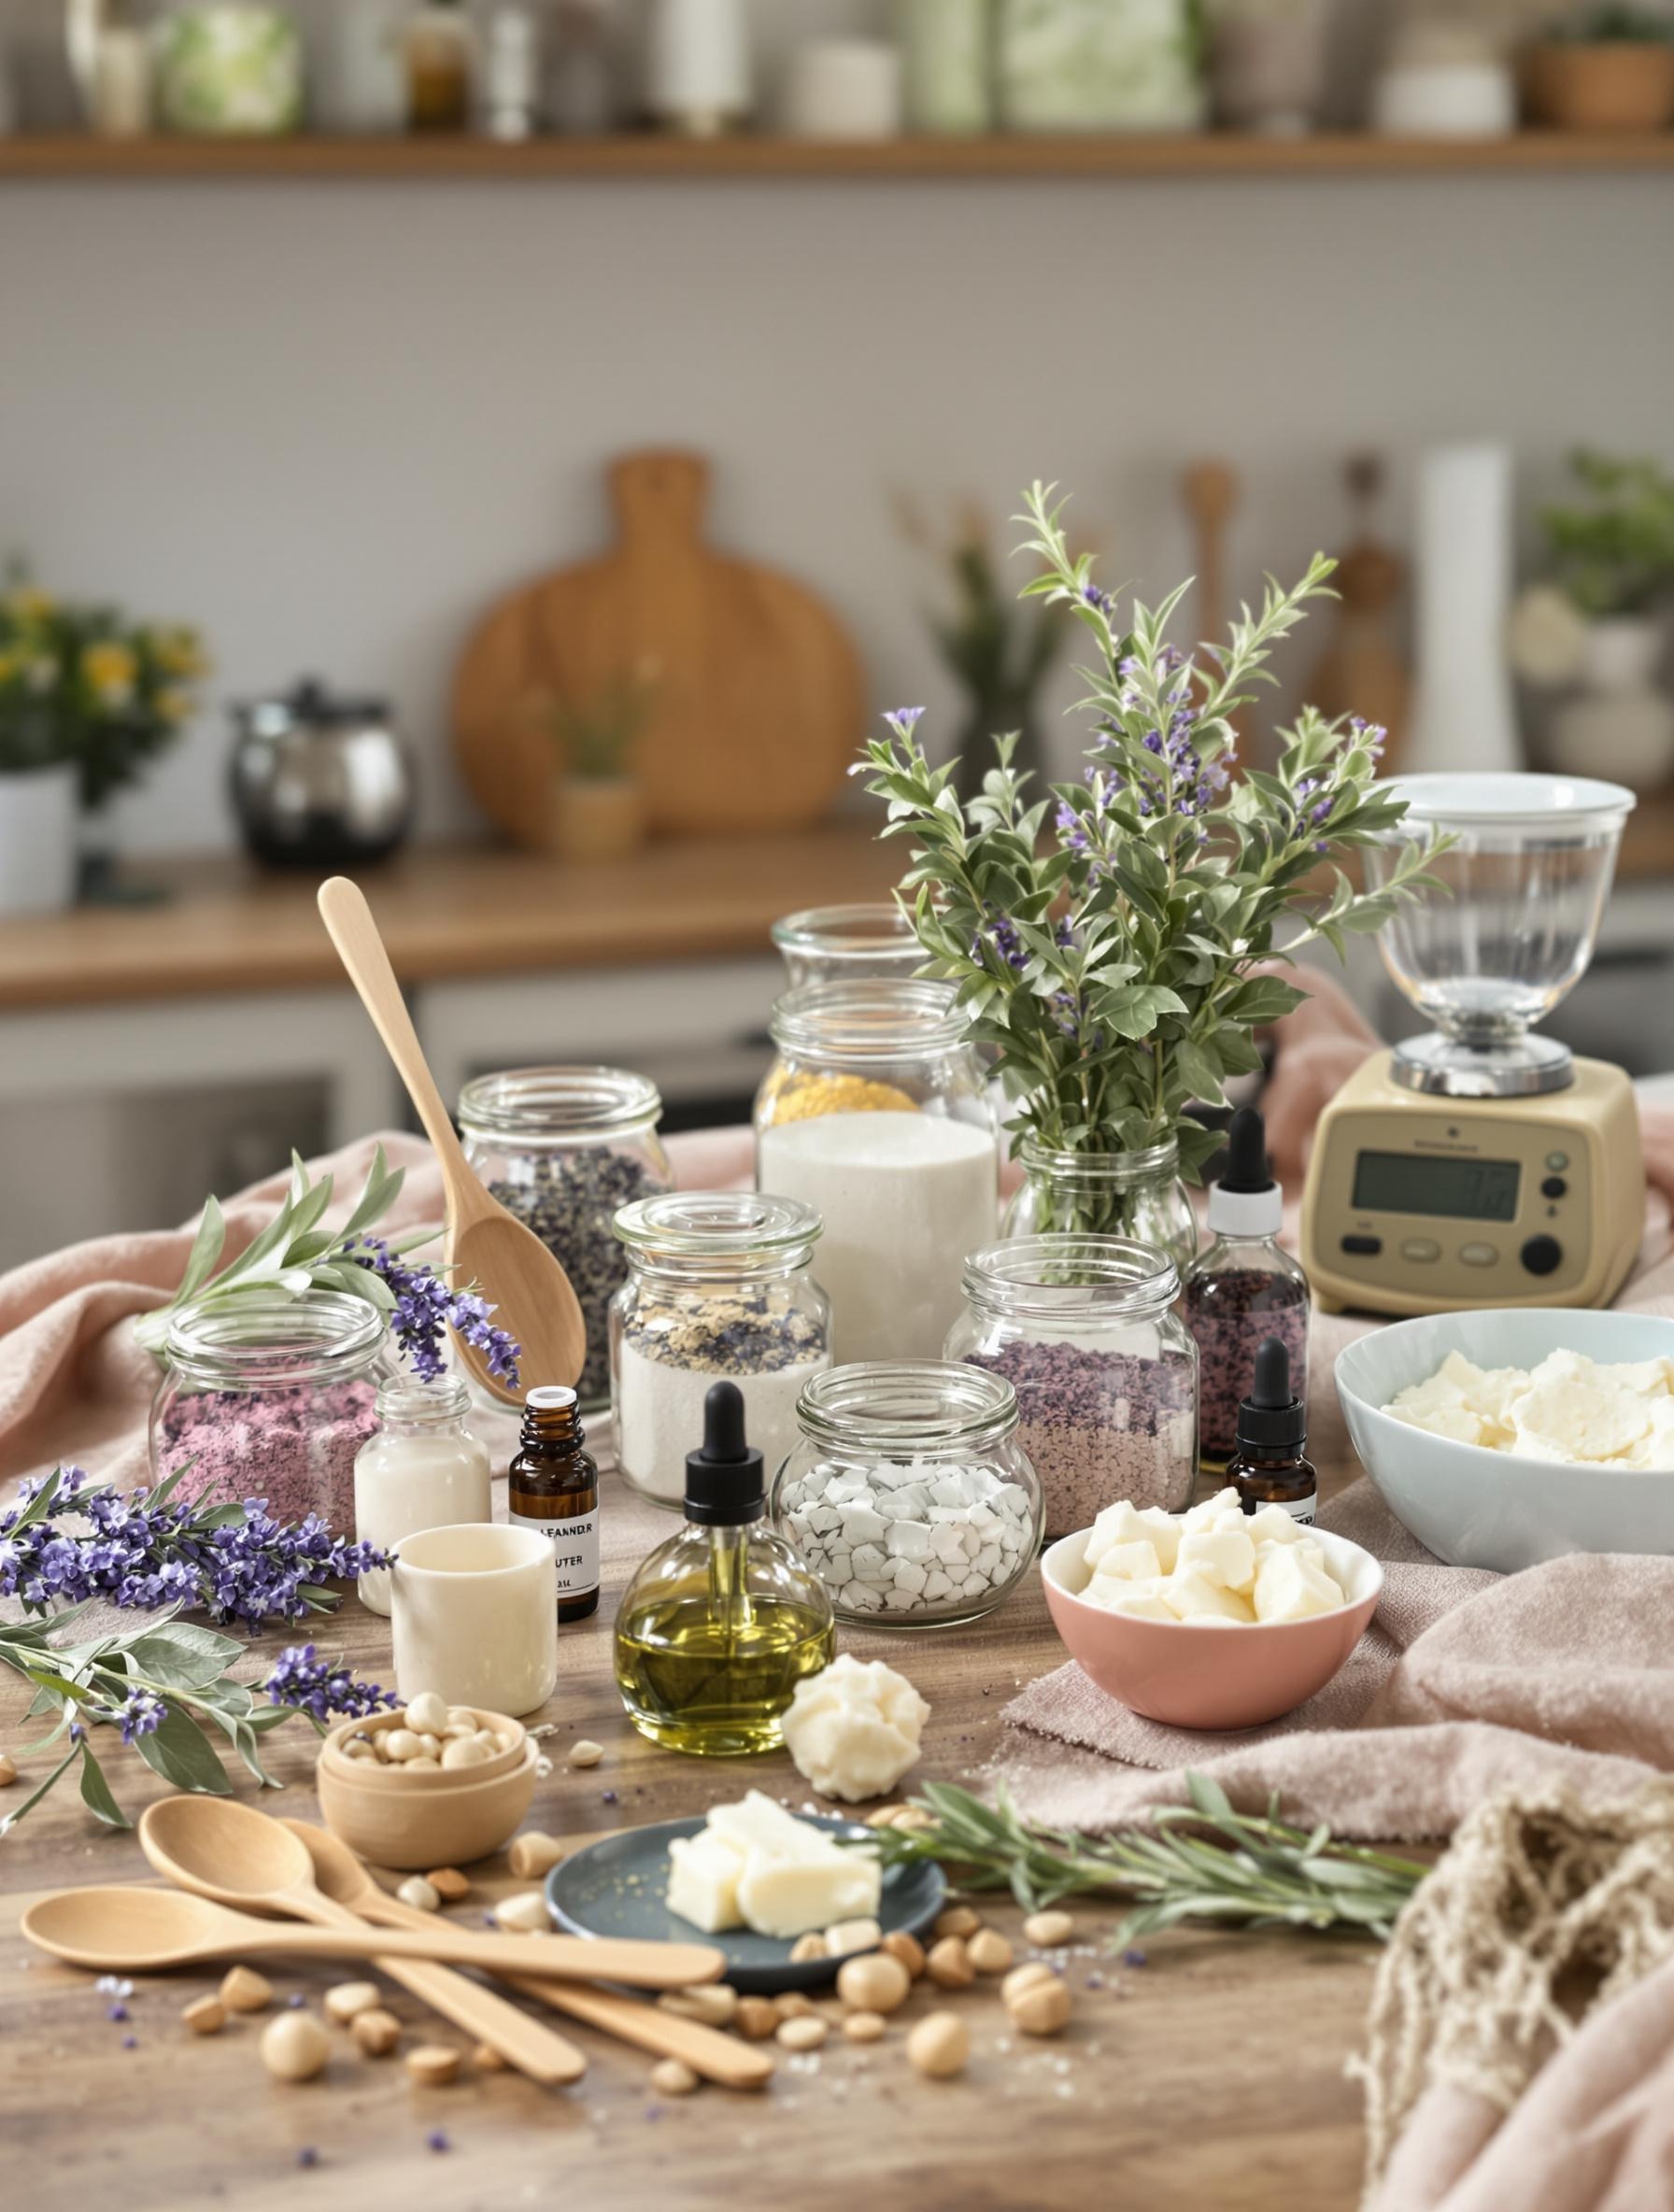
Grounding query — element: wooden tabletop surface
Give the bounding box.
[0,1449,1377,2212]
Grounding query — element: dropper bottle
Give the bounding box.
[613,1380,834,1756]
[1183,1105,1311,1481]
[1227,1337,1317,1525]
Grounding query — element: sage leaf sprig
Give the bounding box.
[865,1778,1429,1946]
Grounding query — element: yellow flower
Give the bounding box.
[155,627,208,680]
[83,641,137,706]
[6,587,55,624]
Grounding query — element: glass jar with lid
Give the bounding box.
[610,1192,831,1510]
[771,903,924,988]
[149,1293,389,1536]
[756,982,998,1365]
[352,1372,493,1614]
[459,1066,673,1411]
[773,1361,1042,1628]
[1003,1133,1198,1272]
[945,1237,1198,1539]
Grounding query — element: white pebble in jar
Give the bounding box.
[782,1454,1033,1621]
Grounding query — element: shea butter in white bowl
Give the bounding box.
[1336,1308,1674,1572]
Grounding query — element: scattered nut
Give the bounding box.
[1001,1962,1058,2008]
[843,2010,887,2044]
[473,2042,508,2072]
[925,1936,974,1990]
[906,2011,970,2079]
[406,2045,463,2087]
[967,1929,1014,1976]
[260,2011,330,2082]
[865,1804,905,1828]
[341,1735,376,1762]
[892,1808,937,1833]
[788,1933,829,1964]
[1022,1910,1076,1949]
[880,1930,926,1979]
[396,1877,441,1914]
[383,1729,423,1764]
[824,1918,882,1958]
[651,2057,700,2097]
[403,1692,449,1737]
[568,1738,604,1768]
[426,1868,471,1902]
[351,2008,403,2057]
[773,1991,816,2021]
[507,1832,566,1880]
[324,1981,381,2024]
[836,1952,912,2017]
[734,1996,779,2040]
[934,1905,982,1940]
[1007,1977,1073,2037]
[219,1965,273,2014]
[656,1985,736,2028]
[0,1752,16,1787]
[776,2015,829,2052]
[441,1736,489,1772]
[181,1996,226,2036]
[490,1889,551,1936]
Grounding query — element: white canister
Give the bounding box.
[1406,442,1522,776]
[0,765,78,918]
[645,0,750,134]
[390,1523,558,1717]
[353,1375,492,1616]
[782,40,902,140]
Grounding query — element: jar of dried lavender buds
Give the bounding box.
[150,1292,390,1536]
[459,1067,673,1411]
[945,1237,1198,1539]
[609,1191,831,1510]
[1002,1136,1199,1274]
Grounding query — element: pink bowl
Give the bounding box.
[1041,1525,1383,1730]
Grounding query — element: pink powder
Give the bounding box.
[156,1380,378,1536]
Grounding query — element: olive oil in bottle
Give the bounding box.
[614,1381,833,1756]
[509,1385,600,1623]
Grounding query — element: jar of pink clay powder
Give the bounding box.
[149,1293,390,1536]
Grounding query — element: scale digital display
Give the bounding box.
[1351,1150,1522,1223]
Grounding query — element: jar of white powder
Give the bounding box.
[773,1361,1043,1627]
[756,981,998,1366]
[608,1191,831,1509]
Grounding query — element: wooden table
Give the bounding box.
[0,1455,1377,2212]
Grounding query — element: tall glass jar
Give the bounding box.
[773,1362,1043,1627]
[1003,1134,1198,1271]
[756,982,998,1365]
[352,1373,493,1615]
[610,1192,832,1510]
[770,903,923,988]
[150,1293,389,1535]
[945,1238,1198,1539]
[459,1067,672,1411]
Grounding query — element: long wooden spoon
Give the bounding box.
[284,1819,773,2092]
[138,1799,586,2085]
[316,874,584,1403]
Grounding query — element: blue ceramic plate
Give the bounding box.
[544,1812,946,1993]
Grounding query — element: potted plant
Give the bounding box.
[1525,7,1674,132]
[539,659,656,863]
[858,483,1444,1237]
[0,579,205,915]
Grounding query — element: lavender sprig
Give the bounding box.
[262,1642,397,1723]
[348,1238,520,1385]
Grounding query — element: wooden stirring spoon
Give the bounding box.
[316,874,584,1404]
[138,1800,586,2085]
[284,1820,773,2092]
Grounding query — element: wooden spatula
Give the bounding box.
[317,876,584,1401]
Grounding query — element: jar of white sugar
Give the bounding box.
[944,1237,1198,1541]
[608,1191,831,1509]
[773,1362,1042,1627]
[756,981,998,1366]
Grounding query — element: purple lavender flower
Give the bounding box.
[1081,583,1115,618]
[105,1691,166,1746]
[883,706,926,744]
[263,1643,398,1724]
[349,1241,520,1388]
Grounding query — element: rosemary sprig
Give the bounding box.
[866,1776,1429,1946]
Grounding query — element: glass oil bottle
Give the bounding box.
[614,1380,833,1755]
[1227,1337,1317,1526]
[508,1384,600,1623]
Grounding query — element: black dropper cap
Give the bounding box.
[1235,1337,1307,1455]
[1220,1106,1275,1196]
[684,1381,765,1525]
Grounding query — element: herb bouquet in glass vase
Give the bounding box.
[858,485,1447,1260]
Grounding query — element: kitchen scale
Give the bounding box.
[1301,774,1645,1316]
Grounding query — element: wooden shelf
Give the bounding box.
[3,129,1674,182]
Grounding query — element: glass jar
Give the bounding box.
[771,903,925,988]
[610,1192,831,1511]
[1003,1133,1198,1271]
[352,1373,493,1615]
[757,983,998,1365]
[773,1362,1042,1628]
[945,1238,1198,1539]
[149,1293,389,1535]
[997,0,1205,132]
[459,1066,672,1411]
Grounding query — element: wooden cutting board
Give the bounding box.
[452,450,864,846]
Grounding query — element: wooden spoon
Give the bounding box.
[284,1819,773,2091]
[316,874,584,1403]
[138,1800,586,2085]
[23,1880,722,1989]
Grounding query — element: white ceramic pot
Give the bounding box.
[645,0,751,133]
[390,1522,559,1716]
[1405,442,1523,776]
[1548,615,1674,794]
[0,764,78,917]
[782,39,902,140]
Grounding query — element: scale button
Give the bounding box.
[1521,1235,1564,1278]
[1341,1234,1383,1256]
[1458,1241,1499,1268]
[1545,1151,1569,1172]
[1541,1176,1568,1200]
[1400,1239,1441,1263]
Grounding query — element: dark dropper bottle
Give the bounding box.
[508,1384,600,1622]
[1227,1337,1317,1526]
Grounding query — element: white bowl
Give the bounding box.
[1335,1308,1674,1571]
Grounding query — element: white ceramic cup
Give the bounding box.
[390,1523,558,1717]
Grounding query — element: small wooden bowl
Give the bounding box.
[319,1707,526,1790]
[316,1709,537,1870]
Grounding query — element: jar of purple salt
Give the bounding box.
[149,1292,390,1536]
[1002,1136,1198,1274]
[945,1237,1198,1539]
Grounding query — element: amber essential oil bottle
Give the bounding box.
[1227,1337,1317,1526]
[508,1384,600,1622]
